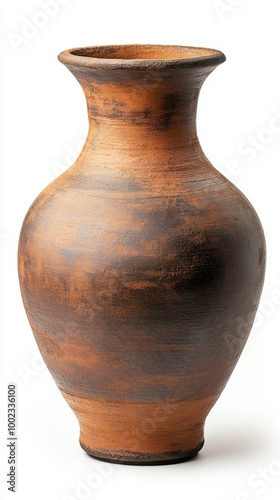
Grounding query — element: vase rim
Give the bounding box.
[58,44,226,70]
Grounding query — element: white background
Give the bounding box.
[1,1,280,499]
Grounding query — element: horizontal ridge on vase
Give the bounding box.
[18,44,266,465]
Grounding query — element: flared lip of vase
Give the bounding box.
[58,44,226,70]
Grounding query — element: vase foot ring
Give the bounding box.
[80,440,204,466]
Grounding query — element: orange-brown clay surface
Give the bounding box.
[18,45,266,464]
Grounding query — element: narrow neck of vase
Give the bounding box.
[85,71,202,148]
[58,45,225,153]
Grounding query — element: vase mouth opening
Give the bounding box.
[58,44,226,70]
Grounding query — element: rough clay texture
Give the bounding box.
[18,45,266,464]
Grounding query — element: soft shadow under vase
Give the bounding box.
[18,45,266,465]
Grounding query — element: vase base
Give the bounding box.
[80,440,204,466]
[61,389,218,465]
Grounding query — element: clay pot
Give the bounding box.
[18,45,266,465]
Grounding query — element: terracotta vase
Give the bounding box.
[18,45,266,465]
